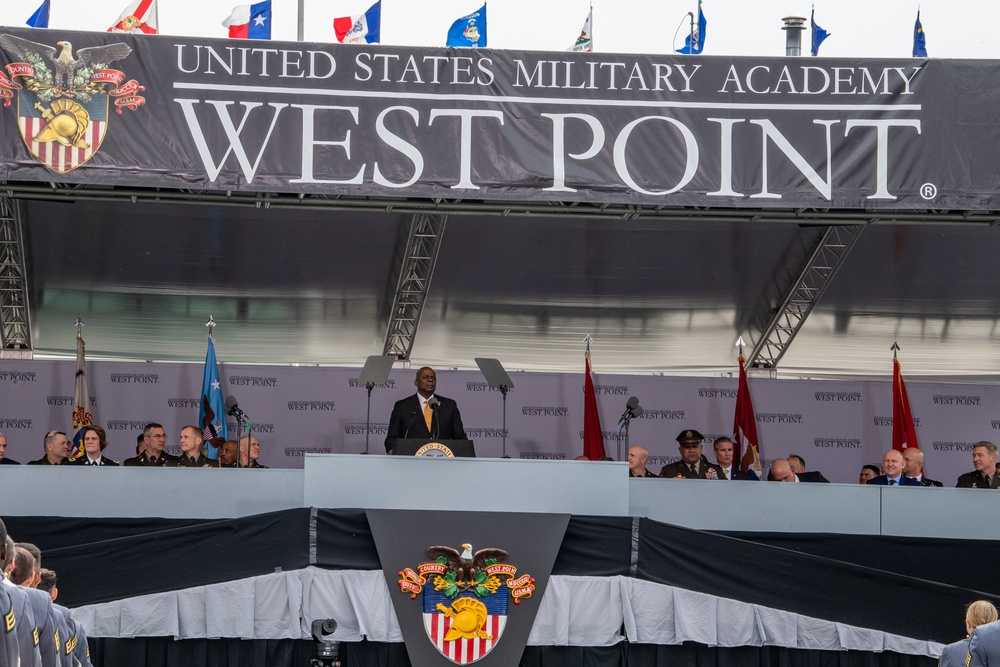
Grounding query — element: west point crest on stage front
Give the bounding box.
[0,34,146,174]
[398,543,535,664]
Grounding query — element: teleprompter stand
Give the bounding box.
[358,355,396,455]
[474,357,515,458]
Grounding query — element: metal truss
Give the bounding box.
[746,225,865,370]
[382,213,447,360]
[0,195,31,352]
[5,181,1000,226]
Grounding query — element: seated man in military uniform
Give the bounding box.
[660,429,724,479]
[169,425,213,468]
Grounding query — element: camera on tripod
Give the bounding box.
[310,618,340,667]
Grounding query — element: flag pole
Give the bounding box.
[688,10,695,52]
[297,0,305,41]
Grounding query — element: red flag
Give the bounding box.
[108,0,158,34]
[892,357,919,450]
[582,350,606,460]
[69,332,93,461]
[734,355,762,476]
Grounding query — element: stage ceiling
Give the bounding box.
[14,194,1000,382]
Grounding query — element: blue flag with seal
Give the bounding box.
[810,9,830,56]
[198,335,228,459]
[912,11,927,58]
[446,4,487,47]
[26,0,49,28]
[676,2,706,55]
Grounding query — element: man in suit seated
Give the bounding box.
[957,441,1000,489]
[384,367,467,455]
[858,464,880,484]
[0,432,20,465]
[787,454,829,482]
[660,430,725,479]
[866,449,920,486]
[713,436,753,480]
[901,447,942,486]
[769,457,830,483]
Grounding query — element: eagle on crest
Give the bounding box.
[0,34,131,93]
[427,543,508,584]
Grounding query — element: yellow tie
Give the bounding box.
[424,401,433,431]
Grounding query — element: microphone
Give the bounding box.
[403,412,417,438]
[427,397,440,439]
[225,395,248,421]
[618,396,640,424]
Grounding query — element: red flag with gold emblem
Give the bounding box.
[892,357,919,451]
[582,350,606,460]
[734,355,761,476]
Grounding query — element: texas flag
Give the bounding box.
[223,0,272,39]
[334,1,381,44]
[108,0,158,34]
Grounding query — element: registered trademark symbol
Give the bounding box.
[920,183,938,200]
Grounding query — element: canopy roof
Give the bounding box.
[16,195,1000,381]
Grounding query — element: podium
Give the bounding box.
[392,439,476,458]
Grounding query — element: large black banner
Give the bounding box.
[0,27,997,210]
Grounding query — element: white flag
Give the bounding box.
[569,9,592,52]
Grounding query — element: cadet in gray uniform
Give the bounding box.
[940,601,997,667]
[970,618,1000,667]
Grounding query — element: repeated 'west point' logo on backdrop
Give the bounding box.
[349,377,396,389]
[0,34,145,174]
[698,387,738,398]
[814,391,862,402]
[520,406,568,417]
[592,384,629,395]
[464,427,507,439]
[345,422,388,435]
[873,416,921,427]
[398,543,534,665]
[814,438,862,448]
[229,375,278,387]
[0,370,35,383]
[109,373,159,384]
[636,409,686,420]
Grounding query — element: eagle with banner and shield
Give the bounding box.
[398,542,536,664]
[0,33,146,174]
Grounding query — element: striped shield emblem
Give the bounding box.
[17,89,107,174]
[422,585,508,664]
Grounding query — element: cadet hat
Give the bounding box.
[676,429,705,445]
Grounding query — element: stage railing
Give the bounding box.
[1,456,996,539]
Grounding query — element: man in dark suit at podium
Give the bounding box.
[384,367,467,454]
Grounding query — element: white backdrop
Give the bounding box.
[1,359,996,484]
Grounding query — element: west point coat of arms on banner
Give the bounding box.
[0,34,146,174]
[398,543,535,664]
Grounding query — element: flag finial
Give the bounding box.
[206,315,217,335]
[74,315,85,336]
[891,341,900,359]
[583,333,593,352]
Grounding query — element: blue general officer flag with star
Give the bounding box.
[446,4,487,47]
[199,335,228,459]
